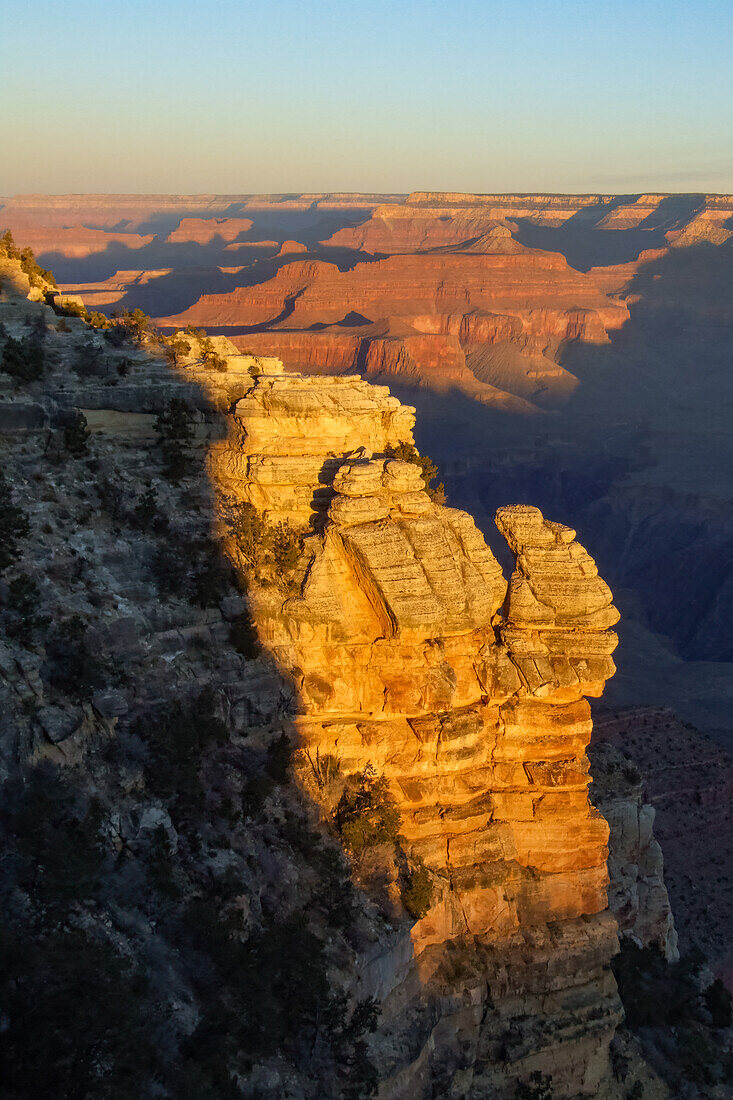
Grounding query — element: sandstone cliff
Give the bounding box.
[210,365,627,1096]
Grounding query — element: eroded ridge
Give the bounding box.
[213,367,624,1096]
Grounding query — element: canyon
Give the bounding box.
[1,201,732,1096]
[6,190,732,731]
[211,363,626,1095]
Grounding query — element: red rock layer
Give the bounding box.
[0,223,154,259]
[165,217,253,244]
[161,250,627,410]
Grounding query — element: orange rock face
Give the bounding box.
[0,223,154,259]
[165,216,254,244]
[211,367,623,1095]
[163,248,628,410]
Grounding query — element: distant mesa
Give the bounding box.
[165,216,254,245]
[277,239,308,256]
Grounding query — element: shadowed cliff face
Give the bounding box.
[209,366,625,1096]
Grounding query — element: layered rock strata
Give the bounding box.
[213,367,624,1096]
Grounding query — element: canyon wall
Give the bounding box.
[211,364,626,1096]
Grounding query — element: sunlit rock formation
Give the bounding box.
[212,365,624,1096]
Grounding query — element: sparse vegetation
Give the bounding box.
[43,614,110,699]
[305,746,342,790]
[613,940,733,1088]
[138,687,228,812]
[154,397,195,481]
[0,230,56,288]
[1,334,44,382]
[191,543,235,607]
[401,856,433,919]
[2,574,49,645]
[385,441,446,504]
[222,497,303,585]
[228,609,261,658]
[0,472,30,572]
[132,485,169,533]
[63,410,90,456]
[515,1071,553,1100]
[199,334,228,372]
[165,332,192,364]
[0,241,384,1100]
[336,765,401,856]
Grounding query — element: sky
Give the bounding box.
[2,0,733,195]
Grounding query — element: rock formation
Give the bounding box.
[592,708,733,985]
[211,364,625,1096]
[166,216,254,245]
[159,248,627,411]
[589,739,678,961]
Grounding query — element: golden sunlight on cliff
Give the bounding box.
[199,360,624,1094]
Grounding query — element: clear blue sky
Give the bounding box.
[3,0,732,194]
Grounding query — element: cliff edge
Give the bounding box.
[213,367,624,1096]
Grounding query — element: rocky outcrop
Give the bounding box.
[592,708,733,988]
[212,367,625,1096]
[589,740,678,961]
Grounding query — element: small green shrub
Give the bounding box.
[132,486,168,533]
[87,309,111,329]
[705,977,732,1028]
[150,542,189,598]
[401,856,433,919]
[154,398,195,482]
[199,335,227,372]
[1,335,44,382]
[56,298,88,320]
[165,333,192,364]
[73,339,105,378]
[0,472,30,572]
[222,499,302,584]
[385,441,446,504]
[138,687,228,811]
[228,610,260,658]
[2,573,49,644]
[515,1071,553,1100]
[613,941,701,1029]
[336,766,401,856]
[43,615,109,699]
[120,308,152,343]
[191,546,233,607]
[270,520,301,573]
[63,411,90,456]
[223,499,268,572]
